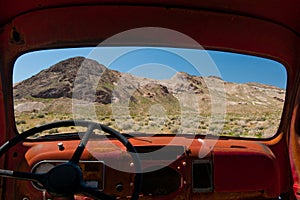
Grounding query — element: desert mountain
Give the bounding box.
[13,56,286,137]
[14,56,285,113]
[14,57,120,104]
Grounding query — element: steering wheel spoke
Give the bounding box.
[70,123,96,164]
[0,169,46,182]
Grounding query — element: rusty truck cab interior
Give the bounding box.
[0,1,300,199]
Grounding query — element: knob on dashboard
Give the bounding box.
[116,183,124,192]
[57,142,65,151]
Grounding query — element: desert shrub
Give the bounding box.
[132,125,141,131]
[255,132,263,138]
[16,120,26,125]
[104,121,112,126]
[170,126,180,134]
[48,128,58,134]
[257,116,266,121]
[119,121,133,130]
[149,121,156,127]
[37,114,45,118]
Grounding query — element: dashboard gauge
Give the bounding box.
[31,160,104,191]
[33,163,56,173]
[31,162,56,190]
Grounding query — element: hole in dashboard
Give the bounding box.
[192,160,213,192]
[141,166,182,196]
[230,145,246,149]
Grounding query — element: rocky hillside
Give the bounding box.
[14,57,285,110]
[13,56,286,137]
[14,57,120,104]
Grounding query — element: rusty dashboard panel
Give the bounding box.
[18,138,281,199]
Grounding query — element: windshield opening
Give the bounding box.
[13,47,286,139]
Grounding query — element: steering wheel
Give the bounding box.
[0,120,142,200]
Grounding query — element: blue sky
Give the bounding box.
[13,47,287,89]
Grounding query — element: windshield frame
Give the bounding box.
[12,47,288,140]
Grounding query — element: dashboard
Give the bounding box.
[10,136,281,199]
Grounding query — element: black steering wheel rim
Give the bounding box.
[0,120,142,200]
